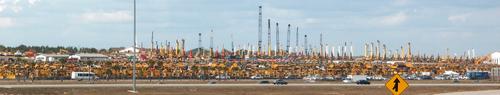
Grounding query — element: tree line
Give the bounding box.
[0,44,108,54]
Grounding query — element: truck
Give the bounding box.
[351,75,368,82]
[465,71,489,80]
[71,72,98,80]
[344,75,368,83]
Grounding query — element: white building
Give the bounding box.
[35,54,70,62]
[14,50,22,56]
[492,52,500,65]
[119,47,139,53]
[69,53,110,61]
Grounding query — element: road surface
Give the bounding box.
[436,90,500,95]
[1,83,500,88]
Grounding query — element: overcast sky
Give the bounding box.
[0,0,499,56]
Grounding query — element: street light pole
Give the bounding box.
[131,0,137,93]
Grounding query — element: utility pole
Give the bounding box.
[131,0,137,93]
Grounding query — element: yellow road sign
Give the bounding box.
[385,74,409,95]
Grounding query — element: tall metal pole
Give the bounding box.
[151,31,154,57]
[258,6,262,56]
[231,33,234,55]
[275,22,280,56]
[320,33,323,57]
[198,33,202,58]
[267,19,271,56]
[286,24,290,54]
[349,42,353,60]
[210,30,214,58]
[132,0,137,92]
[304,35,308,55]
[295,27,299,54]
[383,44,387,61]
[376,40,380,60]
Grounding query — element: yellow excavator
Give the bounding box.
[475,54,491,64]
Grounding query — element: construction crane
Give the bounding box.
[276,22,280,56]
[267,19,272,56]
[287,24,291,54]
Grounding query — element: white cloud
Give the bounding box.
[0,0,6,13]
[448,14,470,23]
[80,11,133,23]
[379,12,407,26]
[28,0,40,6]
[395,0,410,5]
[264,5,303,20]
[10,5,22,13]
[0,0,40,13]
[0,5,5,13]
[13,0,20,4]
[0,17,14,28]
[305,18,318,24]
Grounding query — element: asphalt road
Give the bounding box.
[1,83,500,88]
[436,90,500,95]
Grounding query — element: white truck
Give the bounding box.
[351,75,368,82]
[71,72,98,80]
[343,75,368,83]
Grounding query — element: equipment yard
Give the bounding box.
[1,0,499,95]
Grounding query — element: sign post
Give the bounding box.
[385,74,409,95]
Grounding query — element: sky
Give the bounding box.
[0,0,499,56]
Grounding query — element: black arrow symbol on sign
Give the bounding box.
[393,78,400,92]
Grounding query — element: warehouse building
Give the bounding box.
[69,53,111,62]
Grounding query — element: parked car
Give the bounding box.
[197,75,211,79]
[323,76,335,81]
[273,79,288,85]
[418,76,433,80]
[251,75,264,80]
[215,75,230,79]
[258,80,271,84]
[434,75,445,80]
[342,79,352,83]
[208,81,217,84]
[303,74,322,80]
[285,75,299,79]
[372,76,387,81]
[356,80,370,85]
